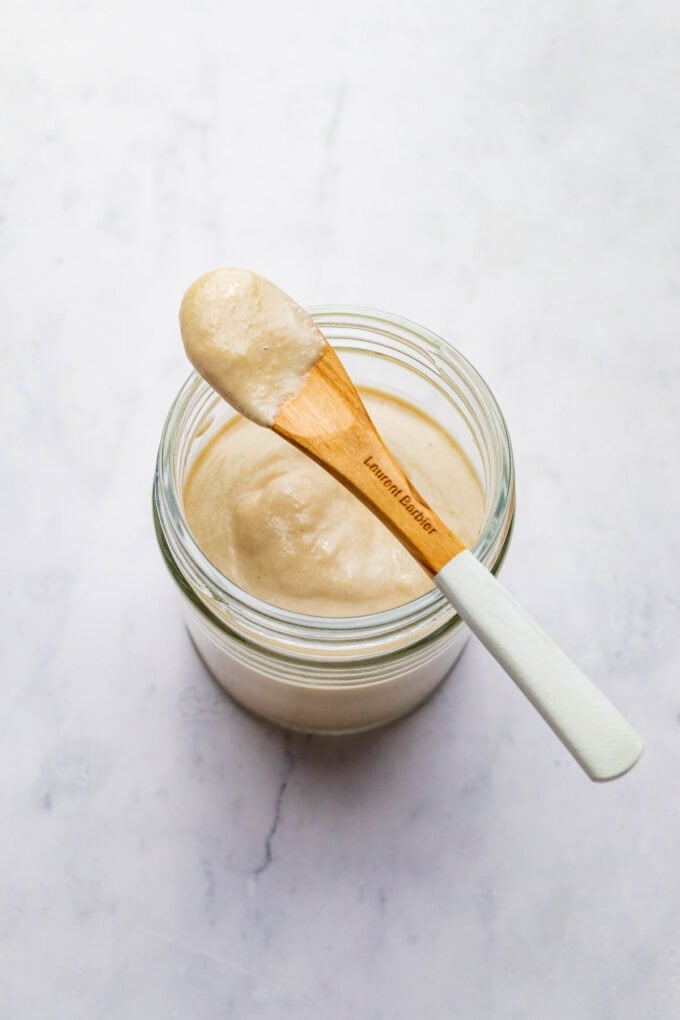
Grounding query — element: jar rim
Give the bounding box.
[153,306,515,652]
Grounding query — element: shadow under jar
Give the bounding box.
[153,307,515,734]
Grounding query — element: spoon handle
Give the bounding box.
[436,551,643,781]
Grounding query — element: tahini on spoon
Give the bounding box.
[181,270,644,782]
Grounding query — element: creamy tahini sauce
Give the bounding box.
[180,268,325,426]
[184,390,484,616]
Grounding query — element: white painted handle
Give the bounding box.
[435,550,643,781]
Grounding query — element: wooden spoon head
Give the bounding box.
[179,266,466,575]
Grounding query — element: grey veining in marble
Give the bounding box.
[1,1,680,1017]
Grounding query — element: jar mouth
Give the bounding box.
[153,306,515,651]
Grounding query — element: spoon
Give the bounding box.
[180,268,644,781]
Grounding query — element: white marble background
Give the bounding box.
[2,1,680,1017]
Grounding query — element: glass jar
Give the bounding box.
[153,307,515,734]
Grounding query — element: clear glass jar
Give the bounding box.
[153,307,515,734]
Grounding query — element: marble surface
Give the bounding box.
[2,2,680,1016]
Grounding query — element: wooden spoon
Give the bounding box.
[180,268,643,781]
[274,345,643,782]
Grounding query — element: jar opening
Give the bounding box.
[153,307,515,657]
